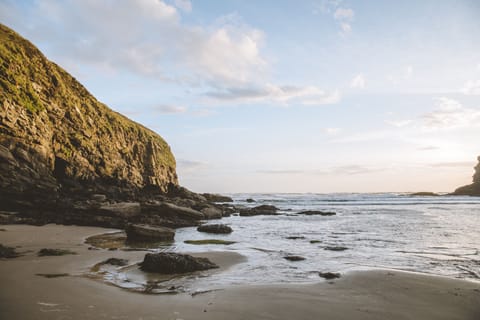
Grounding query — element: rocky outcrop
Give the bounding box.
[140,252,218,274]
[453,156,480,196]
[0,24,178,215]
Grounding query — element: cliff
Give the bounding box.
[0,24,178,212]
[453,156,480,196]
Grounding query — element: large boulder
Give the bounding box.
[201,206,223,219]
[141,202,204,220]
[140,252,218,273]
[202,193,233,203]
[197,224,233,234]
[125,224,175,242]
[99,202,141,218]
[240,205,279,216]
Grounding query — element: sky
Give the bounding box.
[1,0,480,193]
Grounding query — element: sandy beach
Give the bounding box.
[0,224,479,320]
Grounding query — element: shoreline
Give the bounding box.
[1,224,479,319]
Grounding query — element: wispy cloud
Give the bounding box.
[323,127,342,135]
[205,84,340,106]
[421,97,480,130]
[313,1,354,35]
[174,0,192,13]
[385,119,413,128]
[152,104,187,114]
[461,80,480,95]
[177,159,208,172]
[428,161,474,168]
[350,74,365,89]
[257,165,383,176]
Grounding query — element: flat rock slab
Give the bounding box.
[100,202,141,218]
[140,252,219,274]
[297,210,336,216]
[141,202,204,220]
[197,224,233,234]
[126,224,175,242]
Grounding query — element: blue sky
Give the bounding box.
[2,0,480,192]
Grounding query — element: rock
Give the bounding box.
[100,202,141,218]
[125,224,175,242]
[246,198,255,203]
[283,255,306,261]
[324,246,348,251]
[200,206,223,219]
[184,239,236,245]
[286,236,306,240]
[310,240,322,244]
[141,202,204,221]
[0,244,19,258]
[103,258,129,266]
[239,205,279,216]
[319,272,341,280]
[297,210,336,216]
[202,193,233,203]
[197,224,233,234]
[140,252,218,274]
[38,248,77,256]
[411,192,439,196]
[453,156,480,195]
[91,194,107,202]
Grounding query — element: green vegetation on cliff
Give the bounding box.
[0,23,178,207]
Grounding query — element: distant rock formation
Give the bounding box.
[453,156,480,196]
[0,23,178,213]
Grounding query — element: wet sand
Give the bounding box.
[1,224,479,319]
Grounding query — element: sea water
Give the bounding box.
[114,193,480,292]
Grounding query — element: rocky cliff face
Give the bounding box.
[453,156,480,196]
[0,24,178,212]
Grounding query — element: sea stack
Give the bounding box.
[0,24,178,214]
[453,156,480,196]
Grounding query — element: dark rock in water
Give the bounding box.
[246,198,256,203]
[0,244,19,258]
[184,239,236,245]
[38,248,77,256]
[200,206,223,219]
[319,272,341,280]
[240,205,279,216]
[453,156,480,196]
[324,246,348,251]
[284,255,306,261]
[103,258,129,266]
[286,236,306,240]
[125,224,175,242]
[310,240,322,244]
[411,192,439,196]
[140,252,218,274]
[197,224,233,234]
[202,193,233,203]
[297,210,336,216]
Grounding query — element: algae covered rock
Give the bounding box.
[140,252,218,274]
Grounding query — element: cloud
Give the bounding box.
[421,97,480,130]
[385,119,413,127]
[258,165,383,176]
[206,84,340,106]
[177,159,208,172]
[323,127,341,135]
[417,145,439,151]
[152,105,187,114]
[350,74,365,89]
[405,65,413,79]
[333,7,354,35]
[334,8,354,20]
[428,161,474,168]
[0,1,265,86]
[174,0,192,12]
[461,80,480,95]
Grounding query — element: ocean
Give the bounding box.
[115,193,480,292]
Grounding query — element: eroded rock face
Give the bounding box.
[0,24,178,213]
[140,252,218,274]
[453,156,480,196]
